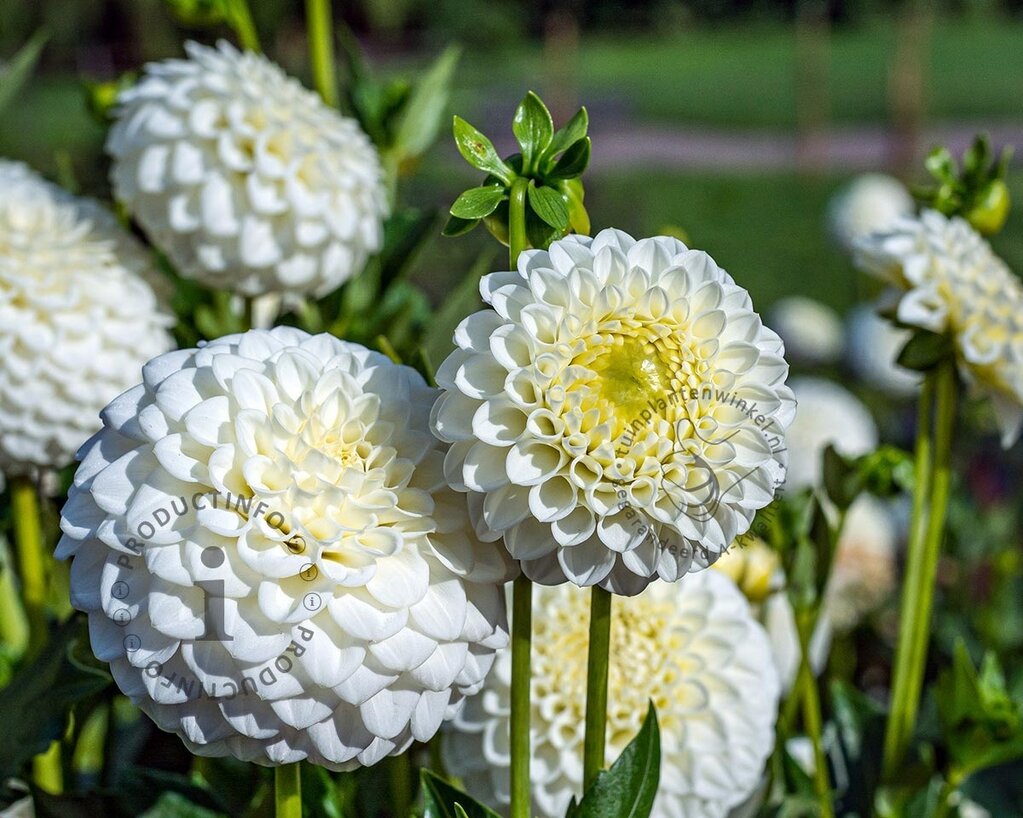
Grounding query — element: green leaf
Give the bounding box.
[895,330,955,372]
[924,147,957,184]
[527,183,570,231]
[138,792,225,818]
[821,445,863,511]
[450,185,507,220]
[0,30,48,114]
[569,703,660,818]
[0,616,111,782]
[421,769,502,818]
[391,46,460,161]
[512,91,554,173]
[562,177,590,236]
[453,116,513,185]
[544,107,589,167]
[548,137,591,180]
[442,214,480,237]
[422,250,495,365]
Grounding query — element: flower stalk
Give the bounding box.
[305,0,339,108]
[11,475,48,660]
[509,575,533,818]
[883,361,956,779]
[583,586,612,790]
[275,762,302,818]
[795,607,833,818]
[227,0,261,52]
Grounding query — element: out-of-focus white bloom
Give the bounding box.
[108,41,388,298]
[432,229,794,595]
[856,210,1023,446]
[58,328,512,770]
[0,160,174,475]
[786,377,877,492]
[443,570,780,818]
[756,496,896,689]
[845,305,920,397]
[824,495,896,632]
[767,297,844,366]
[827,173,913,253]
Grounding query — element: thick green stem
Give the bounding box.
[228,0,261,51]
[11,475,47,660]
[305,0,339,108]
[388,752,412,818]
[507,173,533,818]
[883,363,955,779]
[275,763,302,818]
[583,586,612,790]
[508,178,530,269]
[0,538,29,656]
[509,575,533,818]
[795,608,833,818]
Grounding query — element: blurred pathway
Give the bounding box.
[486,122,1023,173]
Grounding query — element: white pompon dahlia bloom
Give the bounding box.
[766,296,844,366]
[845,305,921,397]
[785,377,877,492]
[827,173,914,253]
[57,328,513,769]
[855,210,1023,446]
[0,159,174,475]
[107,41,388,298]
[432,229,794,595]
[443,570,780,818]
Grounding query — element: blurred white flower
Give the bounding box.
[443,570,780,818]
[786,377,878,492]
[57,328,512,770]
[855,209,1023,446]
[432,229,794,595]
[767,297,844,366]
[845,305,921,397]
[0,780,32,818]
[827,173,913,253]
[823,495,897,632]
[0,160,174,475]
[108,41,388,298]
[746,496,896,689]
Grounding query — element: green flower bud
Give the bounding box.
[966,179,1011,236]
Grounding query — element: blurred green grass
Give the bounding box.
[457,17,1023,128]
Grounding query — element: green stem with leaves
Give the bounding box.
[227,0,260,52]
[507,177,533,818]
[883,362,956,779]
[305,0,339,108]
[583,586,612,790]
[11,475,47,660]
[275,763,301,818]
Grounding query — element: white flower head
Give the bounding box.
[57,328,513,770]
[432,229,795,595]
[767,296,844,366]
[0,159,174,475]
[443,570,781,818]
[108,41,389,298]
[855,209,1023,446]
[845,305,921,397]
[827,173,914,253]
[786,377,877,492]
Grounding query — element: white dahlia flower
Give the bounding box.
[57,328,512,769]
[0,160,174,475]
[845,305,920,397]
[786,377,877,492]
[855,209,1023,446]
[432,229,794,595]
[108,41,388,298]
[443,570,780,818]
[827,173,913,253]
[766,296,844,366]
